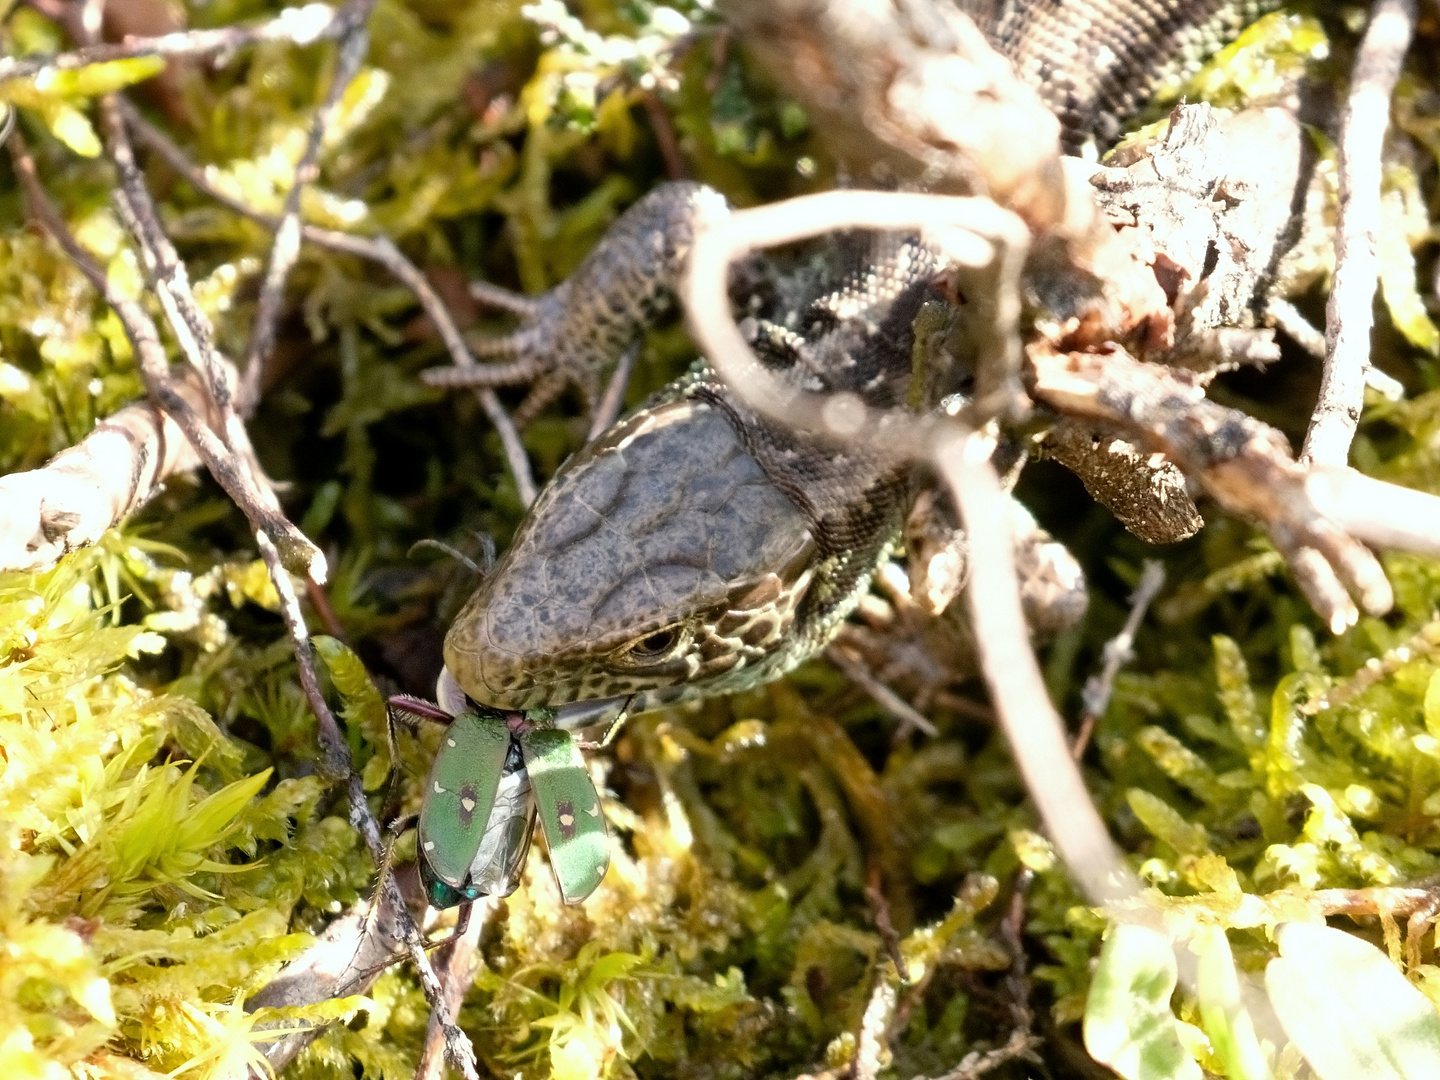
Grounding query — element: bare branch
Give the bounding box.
[93,95,326,579]
[1302,616,1440,716]
[682,187,1140,911]
[250,892,405,1072]
[1071,560,1166,760]
[6,128,321,578]
[415,912,486,1080]
[921,1027,1043,1080]
[254,533,481,1080]
[12,114,478,1076]
[1302,0,1417,466]
[0,3,350,83]
[935,430,1140,907]
[238,0,378,414]
[0,371,203,572]
[121,104,538,505]
[827,643,939,738]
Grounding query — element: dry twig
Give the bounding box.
[1028,345,1440,631]
[12,45,478,1067]
[1302,0,1418,466]
[237,0,378,415]
[121,104,537,504]
[6,129,321,579]
[415,911,487,1080]
[0,2,349,83]
[828,643,939,738]
[1302,616,1440,715]
[682,189,1141,910]
[255,533,481,1080]
[1071,560,1165,759]
[0,371,203,571]
[921,1027,1043,1080]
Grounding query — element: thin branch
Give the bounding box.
[255,533,481,1080]
[865,863,909,982]
[1071,560,1165,760]
[18,105,475,1076]
[921,1027,1043,1080]
[1028,346,1420,632]
[587,340,641,441]
[6,129,320,579]
[1302,616,1440,716]
[828,643,938,738]
[415,912,486,1080]
[0,372,203,572]
[681,188,1140,911]
[250,892,404,1072]
[91,96,326,580]
[1301,0,1417,466]
[1309,884,1440,920]
[0,3,350,82]
[122,104,538,505]
[640,89,687,181]
[238,0,379,415]
[935,430,1141,908]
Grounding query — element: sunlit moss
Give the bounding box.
[4,0,1440,1077]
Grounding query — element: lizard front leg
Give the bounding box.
[421,182,731,426]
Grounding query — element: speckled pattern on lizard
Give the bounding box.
[433,0,1282,720]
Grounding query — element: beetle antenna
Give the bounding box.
[407,538,486,577]
[469,531,497,572]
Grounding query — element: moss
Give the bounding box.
[4,0,1440,1077]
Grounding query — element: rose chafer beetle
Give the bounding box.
[390,673,623,909]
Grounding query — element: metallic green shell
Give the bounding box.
[521,727,610,905]
[416,712,509,893]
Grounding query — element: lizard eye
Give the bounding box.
[624,626,682,660]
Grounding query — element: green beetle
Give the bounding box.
[392,683,615,908]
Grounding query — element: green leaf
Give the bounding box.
[32,56,167,98]
[35,99,100,157]
[1266,922,1440,1080]
[1195,925,1273,1080]
[1084,924,1203,1080]
[1379,175,1440,356]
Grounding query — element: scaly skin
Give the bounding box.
[438,1,1275,716]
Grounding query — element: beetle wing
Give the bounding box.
[417,712,510,890]
[521,727,610,905]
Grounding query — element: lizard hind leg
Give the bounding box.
[511,370,577,429]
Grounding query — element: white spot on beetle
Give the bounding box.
[433,781,445,793]
[446,737,457,747]
[461,796,476,812]
[423,841,435,852]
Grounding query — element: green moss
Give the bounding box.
[5,0,1440,1077]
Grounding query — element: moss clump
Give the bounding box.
[3,1,1440,1078]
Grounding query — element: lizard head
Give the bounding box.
[443,391,817,716]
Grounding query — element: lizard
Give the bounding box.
[427,0,1292,722]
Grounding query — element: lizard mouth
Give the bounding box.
[551,694,638,732]
[438,666,644,733]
